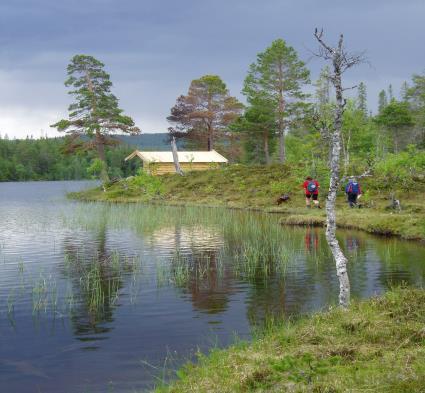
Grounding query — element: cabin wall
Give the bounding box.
[145,162,221,175]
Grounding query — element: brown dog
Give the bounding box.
[276,194,291,205]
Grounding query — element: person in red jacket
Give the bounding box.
[302,176,321,208]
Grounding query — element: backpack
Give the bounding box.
[347,182,359,194]
[307,181,317,193]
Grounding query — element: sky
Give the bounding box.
[0,0,424,138]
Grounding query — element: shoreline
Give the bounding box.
[67,164,425,242]
[69,191,425,243]
[153,287,425,392]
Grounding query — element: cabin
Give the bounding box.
[125,150,228,175]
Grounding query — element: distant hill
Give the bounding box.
[116,133,185,151]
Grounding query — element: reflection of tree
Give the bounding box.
[245,277,286,326]
[152,225,236,315]
[372,237,425,288]
[61,220,124,340]
[181,250,234,314]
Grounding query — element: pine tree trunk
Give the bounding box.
[278,60,286,163]
[278,130,285,163]
[326,65,350,309]
[207,124,213,151]
[96,131,110,183]
[263,130,270,165]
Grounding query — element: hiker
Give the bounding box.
[345,177,362,208]
[302,176,320,208]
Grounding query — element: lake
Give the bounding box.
[0,181,424,392]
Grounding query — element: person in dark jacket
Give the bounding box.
[345,177,362,208]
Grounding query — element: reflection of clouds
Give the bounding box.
[148,225,224,255]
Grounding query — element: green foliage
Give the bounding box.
[132,169,165,196]
[53,55,138,137]
[357,81,368,117]
[51,54,140,182]
[0,136,136,181]
[243,38,310,162]
[87,158,106,179]
[231,94,277,164]
[373,147,425,191]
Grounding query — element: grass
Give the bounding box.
[154,287,425,393]
[70,163,425,241]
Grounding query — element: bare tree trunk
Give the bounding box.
[171,136,184,176]
[314,29,363,308]
[326,93,350,307]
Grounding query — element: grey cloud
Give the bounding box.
[0,0,424,137]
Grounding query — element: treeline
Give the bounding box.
[0,136,138,181]
[167,39,425,175]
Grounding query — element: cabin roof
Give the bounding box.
[125,150,228,163]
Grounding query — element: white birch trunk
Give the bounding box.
[314,30,359,309]
[326,54,350,308]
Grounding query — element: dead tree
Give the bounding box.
[171,136,184,176]
[314,29,365,308]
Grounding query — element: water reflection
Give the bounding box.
[0,182,424,393]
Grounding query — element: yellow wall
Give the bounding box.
[146,162,221,175]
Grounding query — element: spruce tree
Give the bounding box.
[357,82,368,117]
[388,84,394,102]
[400,81,410,102]
[378,90,388,113]
[314,66,332,107]
[52,55,140,182]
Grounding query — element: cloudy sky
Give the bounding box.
[0,0,424,138]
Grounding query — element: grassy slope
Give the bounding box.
[71,164,425,241]
[154,288,425,393]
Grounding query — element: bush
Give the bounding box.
[131,169,165,196]
[373,147,425,191]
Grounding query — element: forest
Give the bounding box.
[2,39,424,185]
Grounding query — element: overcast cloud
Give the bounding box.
[0,0,424,138]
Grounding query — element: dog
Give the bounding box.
[276,193,291,205]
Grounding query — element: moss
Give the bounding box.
[154,288,425,393]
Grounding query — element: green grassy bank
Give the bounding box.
[70,164,425,241]
[154,287,425,393]
[156,289,425,393]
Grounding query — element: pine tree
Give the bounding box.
[52,55,140,182]
[357,82,368,117]
[243,39,310,163]
[231,93,277,164]
[168,75,243,152]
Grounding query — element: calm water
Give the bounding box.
[0,181,424,392]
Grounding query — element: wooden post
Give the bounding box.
[171,137,184,176]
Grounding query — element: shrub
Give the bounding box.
[373,147,425,191]
[131,169,165,196]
